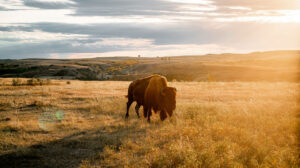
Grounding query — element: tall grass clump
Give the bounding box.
[12,78,22,86]
[27,78,52,86]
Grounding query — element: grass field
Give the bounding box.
[0,78,299,167]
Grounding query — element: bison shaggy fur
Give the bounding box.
[125,74,176,122]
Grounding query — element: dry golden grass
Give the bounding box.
[0,78,299,168]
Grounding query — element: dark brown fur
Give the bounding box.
[143,75,177,122]
[125,75,177,122]
[125,75,156,119]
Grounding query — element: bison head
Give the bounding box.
[161,87,177,117]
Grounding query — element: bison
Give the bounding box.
[125,75,153,118]
[125,75,177,122]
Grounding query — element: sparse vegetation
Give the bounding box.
[12,78,22,86]
[1,50,299,82]
[10,78,53,86]
[0,79,298,167]
[26,78,39,86]
[26,78,52,86]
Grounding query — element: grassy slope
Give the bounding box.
[0,78,298,167]
[136,50,300,82]
[0,50,299,82]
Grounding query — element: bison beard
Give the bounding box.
[125,75,176,122]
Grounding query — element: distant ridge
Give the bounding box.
[2,50,297,61]
[0,50,299,82]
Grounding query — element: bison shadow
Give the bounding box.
[0,119,147,168]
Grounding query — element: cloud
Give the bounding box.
[211,0,300,10]
[0,21,299,59]
[70,0,177,16]
[0,39,133,59]
[0,25,33,32]
[23,0,75,9]
[1,0,298,25]
[0,0,299,59]
[0,22,217,45]
[0,6,8,11]
[0,0,36,10]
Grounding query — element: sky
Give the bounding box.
[0,0,299,59]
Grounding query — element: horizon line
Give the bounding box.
[1,49,299,60]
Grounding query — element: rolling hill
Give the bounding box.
[0,50,299,82]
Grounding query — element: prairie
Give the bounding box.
[0,78,299,167]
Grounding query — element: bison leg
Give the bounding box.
[143,106,148,118]
[135,104,140,118]
[147,108,152,123]
[125,100,133,119]
[160,110,167,121]
[143,109,147,118]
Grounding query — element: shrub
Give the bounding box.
[37,78,43,85]
[12,78,22,86]
[46,78,52,85]
[26,78,52,86]
[27,78,39,86]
